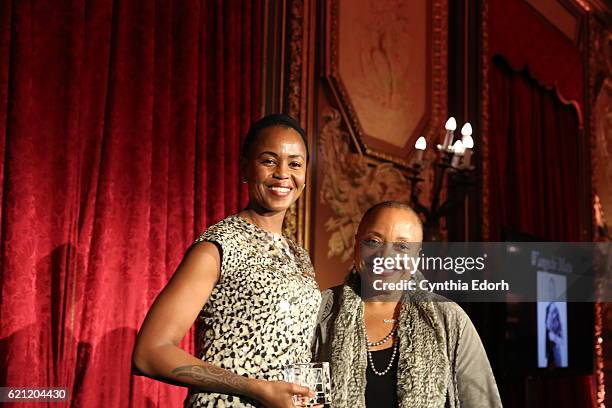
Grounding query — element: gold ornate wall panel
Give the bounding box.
[306,0,446,288]
[280,0,304,244]
[481,0,491,241]
[589,13,612,408]
[323,0,448,168]
[312,101,436,289]
[278,0,447,286]
[280,0,317,248]
[591,27,612,240]
[317,107,414,262]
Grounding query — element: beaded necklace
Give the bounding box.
[364,324,398,376]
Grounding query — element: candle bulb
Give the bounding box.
[461,123,474,169]
[414,136,426,166]
[451,140,465,168]
[443,117,457,150]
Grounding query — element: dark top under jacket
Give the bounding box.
[365,347,399,408]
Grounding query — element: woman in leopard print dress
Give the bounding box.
[133,114,321,408]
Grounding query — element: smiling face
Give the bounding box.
[355,206,423,283]
[241,126,307,214]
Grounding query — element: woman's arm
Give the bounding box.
[132,242,312,407]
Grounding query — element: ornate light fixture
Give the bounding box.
[408,117,476,241]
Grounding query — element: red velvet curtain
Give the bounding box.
[0,1,261,407]
[488,56,582,242]
[489,0,584,111]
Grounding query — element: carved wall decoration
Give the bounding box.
[281,0,305,243]
[480,0,491,241]
[318,107,417,261]
[287,0,304,120]
[281,0,315,248]
[323,0,448,168]
[589,16,612,408]
[592,28,612,240]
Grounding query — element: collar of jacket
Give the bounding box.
[327,273,450,408]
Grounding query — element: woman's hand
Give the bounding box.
[250,379,316,408]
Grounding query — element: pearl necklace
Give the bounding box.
[366,325,397,347]
[365,325,399,376]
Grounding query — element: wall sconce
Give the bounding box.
[408,117,475,241]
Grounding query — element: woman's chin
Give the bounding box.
[260,196,299,212]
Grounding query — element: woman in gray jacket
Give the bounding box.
[312,201,502,408]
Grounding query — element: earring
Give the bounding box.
[241,178,248,184]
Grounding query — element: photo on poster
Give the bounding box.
[537,271,568,368]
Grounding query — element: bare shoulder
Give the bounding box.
[134,240,223,354]
[172,240,221,282]
[188,240,221,262]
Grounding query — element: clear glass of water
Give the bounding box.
[284,362,331,407]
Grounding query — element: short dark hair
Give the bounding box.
[241,114,309,162]
[359,201,423,232]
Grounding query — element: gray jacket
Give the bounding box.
[311,286,503,408]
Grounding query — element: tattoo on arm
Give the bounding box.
[171,365,250,396]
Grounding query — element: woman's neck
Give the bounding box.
[239,206,286,234]
[364,301,401,319]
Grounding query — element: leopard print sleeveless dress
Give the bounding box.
[185,215,321,407]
